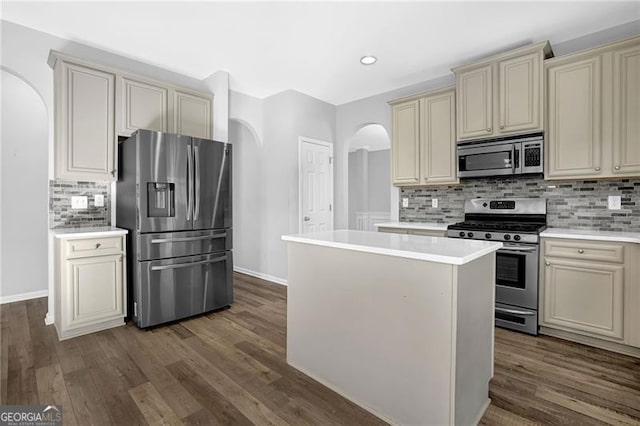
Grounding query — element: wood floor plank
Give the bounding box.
[167,360,254,426]
[129,382,183,426]
[35,363,78,426]
[5,275,640,426]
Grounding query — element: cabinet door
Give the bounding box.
[498,52,541,134]
[174,90,212,139]
[456,65,493,140]
[65,254,124,329]
[543,258,624,341]
[421,91,458,184]
[118,77,169,136]
[612,44,640,175]
[392,100,420,185]
[546,56,602,179]
[57,62,116,181]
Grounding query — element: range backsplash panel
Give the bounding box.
[49,180,111,228]
[400,176,640,232]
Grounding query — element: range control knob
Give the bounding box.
[485,233,492,239]
[504,234,511,241]
[467,232,474,238]
[459,231,466,237]
[513,235,521,241]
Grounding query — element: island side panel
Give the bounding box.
[453,253,496,425]
[287,241,456,425]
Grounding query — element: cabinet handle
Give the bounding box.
[499,125,505,129]
[615,166,620,170]
[486,128,492,132]
[545,261,550,266]
[595,167,601,171]
[96,243,101,248]
[578,249,584,254]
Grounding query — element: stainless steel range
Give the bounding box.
[447,198,547,335]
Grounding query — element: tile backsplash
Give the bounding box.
[49,180,111,228]
[400,176,640,232]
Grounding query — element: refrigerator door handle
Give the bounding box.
[150,233,227,244]
[150,255,227,271]
[186,144,193,220]
[194,145,200,221]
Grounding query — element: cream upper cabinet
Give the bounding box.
[117,76,169,136]
[174,89,213,139]
[456,65,493,139]
[540,237,640,350]
[545,36,640,180]
[612,43,640,175]
[546,56,602,178]
[453,41,551,142]
[391,99,420,185]
[499,52,541,134]
[420,88,458,184]
[390,87,458,186]
[52,59,117,181]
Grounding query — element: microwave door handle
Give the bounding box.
[514,143,522,174]
[495,307,536,316]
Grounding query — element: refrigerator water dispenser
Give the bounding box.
[147,183,175,217]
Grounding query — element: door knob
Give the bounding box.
[615,166,621,170]
[304,216,310,222]
[96,243,101,248]
[486,128,492,132]
[545,262,550,266]
[595,167,601,171]
[499,125,505,129]
[578,249,584,254]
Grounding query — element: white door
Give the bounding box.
[299,138,333,233]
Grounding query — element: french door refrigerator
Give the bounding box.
[116,129,233,328]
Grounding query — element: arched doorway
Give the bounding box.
[347,124,391,230]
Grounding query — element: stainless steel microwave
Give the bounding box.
[457,134,543,178]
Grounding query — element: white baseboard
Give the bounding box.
[0,289,48,305]
[233,266,287,286]
[45,312,54,325]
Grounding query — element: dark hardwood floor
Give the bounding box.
[2,272,639,425]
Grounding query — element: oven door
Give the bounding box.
[458,141,521,177]
[495,243,538,309]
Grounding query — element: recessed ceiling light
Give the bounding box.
[360,56,377,65]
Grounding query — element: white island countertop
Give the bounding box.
[373,221,452,231]
[282,229,502,265]
[50,226,128,239]
[540,228,640,244]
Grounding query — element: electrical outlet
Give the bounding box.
[432,198,438,208]
[94,194,104,207]
[71,196,88,209]
[608,195,621,210]
[402,198,409,208]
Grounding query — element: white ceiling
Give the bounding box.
[2,1,639,105]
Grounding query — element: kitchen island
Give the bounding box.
[281,230,502,425]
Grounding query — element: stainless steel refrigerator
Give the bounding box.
[116,129,233,328]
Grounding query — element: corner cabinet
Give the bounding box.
[390,87,458,187]
[545,36,640,180]
[453,41,552,141]
[49,50,216,181]
[52,59,117,181]
[53,231,128,340]
[539,237,640,354]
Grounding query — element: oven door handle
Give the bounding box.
[499,247,536,253]
[495,307,536,316]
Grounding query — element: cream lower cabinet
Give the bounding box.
[390,87,458,186]
[540,238,640,353]
[545,36,640,180]
[54,234,127,340]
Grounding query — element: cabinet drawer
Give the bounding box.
[66,236,124,258]
[408,229,446,237]
[378,227,408,234]
[544,239,624,263]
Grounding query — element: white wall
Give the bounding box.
[0,71,49,302]
[230,89,335,283]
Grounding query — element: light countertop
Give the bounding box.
[50,226,128,239]
[282,229,502,265]
[373,221,452,231]
[541,228,640,244]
